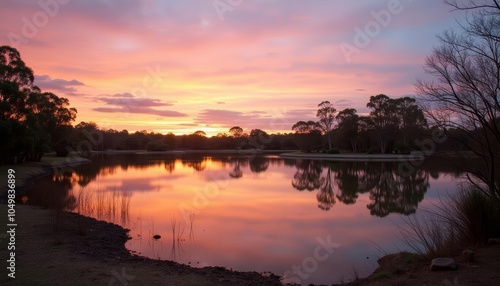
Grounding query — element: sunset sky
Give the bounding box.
[1,0,467,136]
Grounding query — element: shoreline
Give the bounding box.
[0,155,91,202]
[280,152,425,161]
[0,204,282,285]
[91,149,298,155]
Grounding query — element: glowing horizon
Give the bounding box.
[1,0,467,137]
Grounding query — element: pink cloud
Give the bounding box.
[0,0,468,134]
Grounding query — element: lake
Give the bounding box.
[24,153,463,285]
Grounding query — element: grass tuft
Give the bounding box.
[399,186,500,259]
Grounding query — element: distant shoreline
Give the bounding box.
[279,152,425,161]
[85,149,428,162]
[90,149,298,155]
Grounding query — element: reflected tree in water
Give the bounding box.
[227,157,249,178]
[335,162,363,205]
[291,160,322,191]
[164,159,176,174]
[249,156,269,173]
[367,168,429,217]
[75,161,103,187]
[317,165,336,211]
[292,160,430,215]
[182,157,206,172]
[27,171,76,211]
[32,154,433,218]
[229,160,243,178]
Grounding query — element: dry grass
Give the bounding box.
[74,187,131,225]
[398,186,500,259]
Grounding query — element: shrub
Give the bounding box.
[146,140,168,151]
[399,186,500,259]
[327,149,340,154]
[450,188,500,244]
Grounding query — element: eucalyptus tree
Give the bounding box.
[292,120,322,152]
[366,94,400,153]
[0,45,33,121]
[0,46,78,162]
[316,101,337,149]
[336,108,360,152]
[229,126,243,137]
[394,97,427,146]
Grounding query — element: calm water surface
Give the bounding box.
[26,154,463,285]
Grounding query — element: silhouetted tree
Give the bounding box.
[0,46,76,163]
[163,132,177,149]
[0,45,33,121]
[393,97,427,152]
[292,120,322,152]
[316,101,337,149]
[366,94,400,153]
[193,130,206,137]
[229,126,243,137]
[249,129,270,149]
[336,108,360,152]
[416,0,500,198]
[26,89,76,157]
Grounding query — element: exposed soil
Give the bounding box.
[0,204,282,286]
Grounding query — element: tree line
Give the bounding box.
[292,95,428,154]
[69,121,298,152]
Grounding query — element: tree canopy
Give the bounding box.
[0,46,77,164]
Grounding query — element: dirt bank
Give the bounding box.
[0,205,282,285]
[346,246,500,286]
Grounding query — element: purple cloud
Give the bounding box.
[34,75,85,93]
[94,93,187,117]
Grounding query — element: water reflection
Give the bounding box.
[292,160,322,191]
[22,154,462,285]
[291,160,430,217]
[26,155,451,219]
[249,156,270,173]
[317,165,335,211]
[27,171,75,211]
[26,170,133,225]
